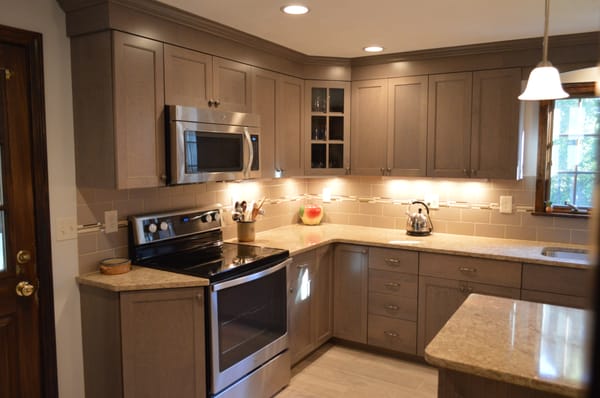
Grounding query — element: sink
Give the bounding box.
[541,247,589,262]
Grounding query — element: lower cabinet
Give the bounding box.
[521,263,590,308]
[288,246,333,365]
[80,285,206,398]
[333,244,369,343]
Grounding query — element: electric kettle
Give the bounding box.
[405,200,433,236]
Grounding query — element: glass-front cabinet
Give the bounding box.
[305,81,350,175]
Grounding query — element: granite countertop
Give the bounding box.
[425,294,589,397]
[77,223,591,292]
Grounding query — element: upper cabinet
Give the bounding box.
[306,81,351,175]
[72,31,166,189]
[164,44,253,113]
[427,69,521,179]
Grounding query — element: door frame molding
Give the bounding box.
[0,24,58,397]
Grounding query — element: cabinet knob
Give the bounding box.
[160,174,167,181]
[386,168,392,175]
[380,168,385,175]
[463,169,469,176]
[471,169,477,177]
[345,167,351,175]
[214,99,221,107]
[459,285,473,294]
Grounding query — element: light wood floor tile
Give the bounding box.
[276,344,438,397]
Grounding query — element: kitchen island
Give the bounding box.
[425,294,589,398]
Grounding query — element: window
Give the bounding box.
[536,83,600,214]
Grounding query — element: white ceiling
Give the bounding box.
[156,0,600,58]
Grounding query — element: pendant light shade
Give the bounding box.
[518,0,569,101]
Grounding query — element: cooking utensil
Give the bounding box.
[405,201,433,236]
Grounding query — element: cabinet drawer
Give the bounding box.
[521,289,588,309]
[368,293,417,321]
[367,314,416,355]
[420,253,521,288]
[369,247,418,274]
[368,269,417,297]
[522,264,589,298]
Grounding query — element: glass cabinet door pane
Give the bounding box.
[311,144,326,168]
[329,144,344,168]
[311,116,326,140]
[311,88,327,113]
[329,116,344,140]
[329,88,344,113]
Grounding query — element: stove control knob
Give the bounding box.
[147,223,158,233]
[213,212,220,222]
[159,221,169,231]
[203,214,214,223]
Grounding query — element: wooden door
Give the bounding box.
[113,31,165,189]
[350,79,388,175]
[164,44,213,108]
[427,72,473,178]
[333,245,368,343]
[275,75,304,177]
[313,245,333,346]
[252,68,278,178]
[288,250,315,364]
[0,26,55,397]
[470,68,521,179]
[387,76,428,176]
[212,56,253,112]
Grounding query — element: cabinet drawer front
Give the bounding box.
[521,289,588,309]
[369,247,418,274]
[368,293,417,321]
[368,269,417,297]
[367,314,416,355]
[420,253,521,287]
[522,264,589,298]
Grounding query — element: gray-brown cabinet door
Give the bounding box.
[387,76,428,176]
[333,245,368,343]
[212,56,253,112]
[470,68,521,179]
[314,245,333,346]
[275,76,304,177]
[120,288,206,398]
[252,68,278,178]
[350,79,388,175]
[164,44,213,108]
[288,251,316,364]
[426,72,472,178]
[417,276,520,355]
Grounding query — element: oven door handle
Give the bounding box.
[243,127,253,179]
[212,257,291,292]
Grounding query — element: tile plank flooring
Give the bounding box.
[276,344,438,397]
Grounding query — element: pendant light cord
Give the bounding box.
[542,0,550,65]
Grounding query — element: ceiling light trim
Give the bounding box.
[363,46,384,53]
[281,4,310,15]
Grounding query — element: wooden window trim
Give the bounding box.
[534,82,597,217]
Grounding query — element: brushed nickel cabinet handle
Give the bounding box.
[296,263,309,269]
[385,258,401,266]
[384,330,399,338]
[459,267,477,274]
[459,286,473,294]
[384,304,399,311]
[384,282,400,288]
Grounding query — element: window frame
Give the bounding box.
[535,82,598,216]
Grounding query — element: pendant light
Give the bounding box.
[518,0,569,101]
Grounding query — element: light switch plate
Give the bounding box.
[104,210,118,234]
[499,196,513,214]
[56,217,77,241]
[424,193,440,209]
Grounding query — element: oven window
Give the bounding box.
[185,131,244,173]
[217,267,286,371]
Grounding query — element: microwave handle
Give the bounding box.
[243,127,253,178]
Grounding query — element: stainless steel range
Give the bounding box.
[129,207,291,398]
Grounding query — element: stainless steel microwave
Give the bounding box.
[166,105,261,185]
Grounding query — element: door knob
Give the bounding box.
[16,250,31,264]
[16,281,35,297]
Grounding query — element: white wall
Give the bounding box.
[0,1,84,397]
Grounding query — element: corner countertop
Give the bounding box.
[424,294,589,397]
[77,223,591,292]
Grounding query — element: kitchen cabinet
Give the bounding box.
[333,244,369,344]
[350,79,388,175]
[306,81,351,175]
[79,285,206,398]
[252,68,305,178]
[427,68,521,178]
[367,248,418,354]
[287,246,333,365]
[417,253,521,355]
[164,44,253,112]
[71,31,165,189]
[521,263,590,309]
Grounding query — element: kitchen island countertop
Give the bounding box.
[425,294,589,397]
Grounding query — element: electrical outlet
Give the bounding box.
[56,217,77,241]
[499,196,513,214]
[104,210,118,234]
[424,193,440,209]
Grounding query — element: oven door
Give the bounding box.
[209,258,290,395]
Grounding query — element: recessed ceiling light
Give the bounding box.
[281,5,310,15]
[363,46,384,53]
